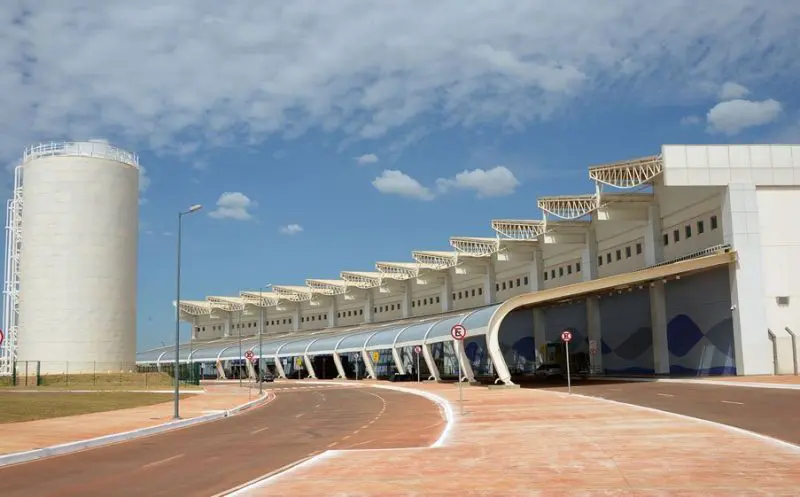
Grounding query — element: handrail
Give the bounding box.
[23,141,139,168]
[785,327,799,376]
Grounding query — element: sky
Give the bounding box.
[1,1,799,350]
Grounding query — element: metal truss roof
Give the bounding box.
[411,250,460,270]
[449,237,500,257]
[239,290,280,307]
[589,154,663,189]
[207,296,246,312]
[173,300,212,316]
[305,279,348,296]
[491,220,547,240]
[537,194,601,220]
[272,285,313,302]
[340,271,383,289]
[375,261,420,280]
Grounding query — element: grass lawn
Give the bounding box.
[0,391,197,423]
[0,371,203,391]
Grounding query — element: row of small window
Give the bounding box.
[375,303,402,313]
[543,262,582,281]
[300,314,326,323]
[495,276,531,292]
[412,296,442,307]
[663,215,718,246]
[597,243,642,267]
[198,317,294,333]
[337,309,365,318]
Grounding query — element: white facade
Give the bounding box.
[165,144,800,378]
[11,141,139,374]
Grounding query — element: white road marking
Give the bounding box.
[721,400,744,405]
[142,453,184,469]
[295,413,305,418]
[656,393,674,397]
[251,426,270,435]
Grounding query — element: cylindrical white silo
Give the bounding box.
[16,140,139,374]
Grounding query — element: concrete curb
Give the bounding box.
[0,391,273,468]
[593,376,800,390]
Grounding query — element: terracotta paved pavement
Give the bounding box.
[0,385,257,454]
[248,380,800,496]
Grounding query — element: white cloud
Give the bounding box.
[0,2,796,163]
[718,81,750,101]
[138,165,151,193]
[356,153,379,165]
[680,115,701,126]
[436,166,520,198]
[279,223,304,235]
[706,99,782,135]
[208,191,257,220]
[372,170,435,201]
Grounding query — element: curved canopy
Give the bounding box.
[136,304,502,364]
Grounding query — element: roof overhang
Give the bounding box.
[589,154,662,189]
[306,279,348,296]
[172,300,212,315]
[272,285,313,302]
[239,290,281,307]
[411,250,459,270]
[207,296,246,312]
[340,271,382,290]
[375,261,419,280]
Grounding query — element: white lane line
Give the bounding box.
[656,393,674,397]
[295,413,305,418]
[721,400,744,405]
[141,453,184,469]
[251,426,270,435]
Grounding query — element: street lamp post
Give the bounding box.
[174,204,202,420]
[258,283,272,396]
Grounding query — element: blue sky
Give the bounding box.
[1,1,798,350]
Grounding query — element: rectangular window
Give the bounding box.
[598,256,603,266]
[710,215,718,230]
[567,265,572,275]
[359,309,363,315]
[559,267,564,277]
[476,289,481,297]
[436,296,441,303]
[544,271,548,281]
[452,293,456,300]
[471,289,476,297]
[697,220,705,234]
[411,301,415,308]
[673,229,680,243]
[423,298,428,305]
[502,282,507,290]
[576,262,581,272]
[551,269,556,278]
[636,243,642,254]
[606,253,612,264]
[625,246,632,258]
[685,225,692,238]
[616,249,622,261]
[516,278,521,286]
[496,283,500,291]
[524,276,529,284]
[663,233,669,246]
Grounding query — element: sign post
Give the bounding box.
[561,330,573,394]
[451,324,468,415]
[414,345,422,383]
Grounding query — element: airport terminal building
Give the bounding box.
[136,144,800,384]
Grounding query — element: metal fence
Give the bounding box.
[0,361,200,389]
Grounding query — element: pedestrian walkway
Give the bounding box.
[0,385,257,455]
[246,380,800,496]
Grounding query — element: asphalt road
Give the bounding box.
[0,383,445,497]
[533,379,800,445]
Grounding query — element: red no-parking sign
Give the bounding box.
[0,329,4,347]
[561,330,573,343]
[414,345,422,354]
[244,350,254,361]
[451,324,467,341]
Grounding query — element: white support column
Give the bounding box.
[722,183,772,375]
[291,307,300,331]
[332,352,347,379]
[328,297,338,328]
[245,359,256,379]
[273,356,287,378]
[401,280,412,319]
[454,339,476,383]
[533,309,547,366]
[391,347,404,374]
[644,199,669,375]
[441,271,453,312]
[581,223,599,281]
[191,317,199,340]
[364,290,374,324]
[528,246,544,292]
[361,349,377,379]
[303,353,317,379]
[650,282,670,375]
[422,343,440,381]
[224,314,232,338]
[215,360,227,379]
[484,257,497,305]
